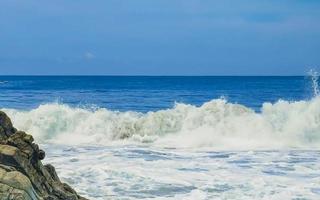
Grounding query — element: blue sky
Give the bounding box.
[0,0,319,75]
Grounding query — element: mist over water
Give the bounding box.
[309,69,319,97]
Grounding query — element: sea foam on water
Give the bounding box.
[3,95,320,150]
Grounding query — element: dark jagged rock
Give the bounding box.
[0,111,16,140]
[38,150,46,160]
[0,111,88,200]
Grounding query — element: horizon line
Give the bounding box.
[0,74,311,77]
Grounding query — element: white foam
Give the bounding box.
[44,144,320,199]
[2,97,320,150]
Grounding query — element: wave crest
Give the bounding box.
[2,98,320,149]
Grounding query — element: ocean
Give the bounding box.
[0,76,319,199]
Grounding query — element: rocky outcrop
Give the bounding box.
[0,111,88,200]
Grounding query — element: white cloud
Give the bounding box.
[84,52,95,60]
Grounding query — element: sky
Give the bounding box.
[0,0,319,75]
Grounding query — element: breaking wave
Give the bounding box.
[2,96,320,150]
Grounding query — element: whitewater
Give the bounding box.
[3,97,320,150]
[0,75,319,199]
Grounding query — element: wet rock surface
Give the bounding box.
[0,111,88,200]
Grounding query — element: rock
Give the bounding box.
[38,150,46,160]
[0,111,88,200]
[0,111,16,141]
[0,165,40,200]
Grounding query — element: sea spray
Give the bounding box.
[2,97,320,149]
[309,69,319,97]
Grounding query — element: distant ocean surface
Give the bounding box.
[1,76,320,200]
[0,76,315,111]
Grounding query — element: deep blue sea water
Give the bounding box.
[0,76,314,112]
[1,76,320,200]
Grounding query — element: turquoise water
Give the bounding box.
[0,76,319,199]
